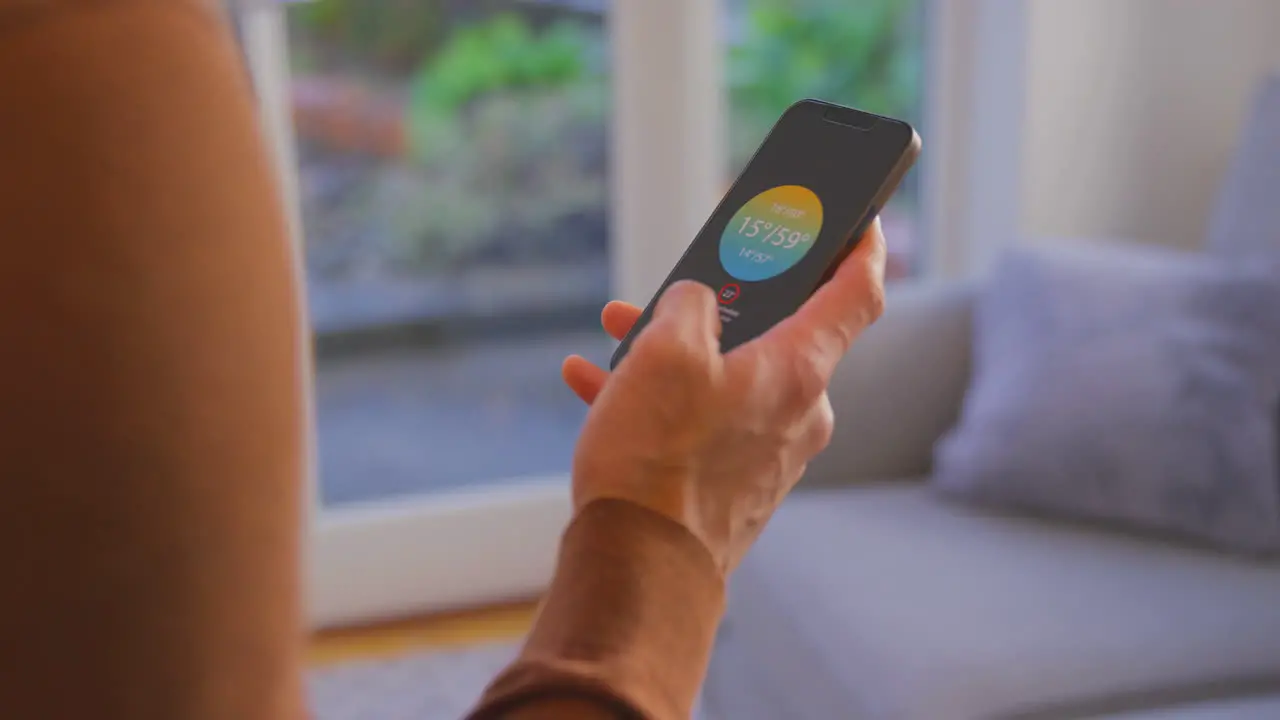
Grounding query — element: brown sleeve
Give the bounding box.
[0,2,306,719]
[467,499,727,720]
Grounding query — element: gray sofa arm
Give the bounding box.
[802,278,976,487]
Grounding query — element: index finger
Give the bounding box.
[771,218,887,379]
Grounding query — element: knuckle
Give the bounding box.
[788,347,830,404]
[633,331,712,380]
[809,397,836,451]
[863,282,887,324]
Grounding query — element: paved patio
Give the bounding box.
[314,329,614,506]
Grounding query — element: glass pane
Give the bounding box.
[725,0,927,279]
[285,1,612,505]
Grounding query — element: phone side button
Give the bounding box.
[854,205,880,244]
[818,206,880,289]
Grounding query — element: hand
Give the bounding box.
[562,221,887,574]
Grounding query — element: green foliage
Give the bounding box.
[382,85,609,268]
[289,0,449,75]
[728,0,922,166]
[392,13,607,268]
[408,14,592,118]
[291,7,610,273]
[404,12,602,177]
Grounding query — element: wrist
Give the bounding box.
[572,463,730,576]
[478,498,726,719]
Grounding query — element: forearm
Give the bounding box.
[0,1,305,718]
[468,499,726,720]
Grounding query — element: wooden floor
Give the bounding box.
[308,600,539,667]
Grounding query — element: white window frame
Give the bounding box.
[921,0,1029,278]
[235,0,1026,629]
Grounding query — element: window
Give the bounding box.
[281,1,614,506]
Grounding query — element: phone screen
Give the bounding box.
[611,100,918,368]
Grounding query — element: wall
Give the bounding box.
[1021,0,1280,250]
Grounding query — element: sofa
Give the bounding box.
[700,76,1280,719]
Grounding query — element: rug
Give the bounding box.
[308,641,714,719]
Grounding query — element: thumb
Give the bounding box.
[643,280,723,354]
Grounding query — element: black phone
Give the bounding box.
[610,99,920,369]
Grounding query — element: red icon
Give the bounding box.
[718,283,741,305]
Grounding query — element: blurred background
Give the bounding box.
[272,0,925,505]
[226,1,1280,718]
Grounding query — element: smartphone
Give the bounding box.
[610,99,920,369]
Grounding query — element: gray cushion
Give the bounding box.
[806,279,974,487]
[705,484,1280,720]
[1206,73,1280,258]
[933,243,1280,554]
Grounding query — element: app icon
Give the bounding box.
[718,283,741,305]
